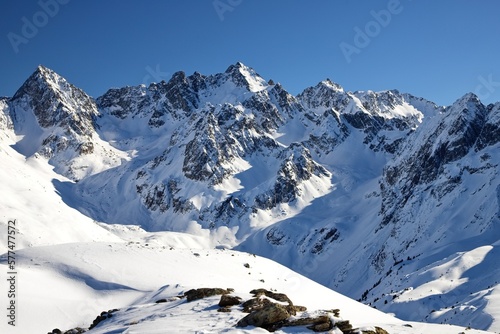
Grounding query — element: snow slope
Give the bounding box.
[0,237,495,334]
[0,128,121,250]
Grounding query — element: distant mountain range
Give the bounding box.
[1,63,498,332]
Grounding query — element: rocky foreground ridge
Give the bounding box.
[49,287,391,334]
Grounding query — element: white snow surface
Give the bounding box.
[0,237,494,334]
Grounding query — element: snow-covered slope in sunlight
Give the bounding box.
[0,240,494,334]
[0,97,14,142]
[383,243,500,331]
[0,140,121,249]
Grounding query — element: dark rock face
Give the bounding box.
[182,112,235,184]
[298,79,349,112]
[266,227,288,246]
[237,303,291,331]
[10,66,99,161]
[97,71,200,124]
[163,71,200,114]
[0,98,13,134]
[218,294,241,307]
[224,62,264,91]
[96,85,149,119]
[12,66,98,136]
[6,65,126,180]
[380,93,494,228]
[255,144,330,209]
[475,103,500,150]
[184,288,231,302]
[298,82,432,157]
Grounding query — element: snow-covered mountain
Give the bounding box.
[0,63,499,333]
[238,90,500,331]
[8,65,127,180]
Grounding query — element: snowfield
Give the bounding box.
[0,238,496,334]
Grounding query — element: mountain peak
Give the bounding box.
[224,62,267,92]
[224,61,247,73]
[168,71,187,86]
[454,92,481,105]
[11,64,97,136]
[448,92,485,117]
[13,65,58,100]
[32,64,62,85]
[36,64,49,73]
[36,63,54,71]
[321,79,344,92]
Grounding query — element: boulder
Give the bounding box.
[335,320,353,333]
[286,304,307,315]
[89,309,119,330]
[219,294,242,307]
[362,327,389,334]
[237,303,291,331]
[184,288,231,302]
[286,314,330,327]
[249,289,293,305]
[242,297,273,313]
[217,307,232,312]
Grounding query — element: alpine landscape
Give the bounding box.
[0,62,499,334]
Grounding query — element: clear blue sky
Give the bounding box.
[1,1,499,106]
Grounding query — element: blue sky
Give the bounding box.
[1,0,499,106]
